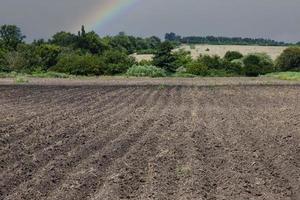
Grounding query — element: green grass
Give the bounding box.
[126,65,166,78]
[264,72,300,81]
[172,72,197,78]
[31,71,71,78]
[15,76,29,84]
[0,71,71,79]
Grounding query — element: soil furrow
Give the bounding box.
[0,87,138,197]
[47,87,172,200]
[2,87,154,200]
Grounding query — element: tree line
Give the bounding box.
[0,24,299,77]
[165,32,292,46]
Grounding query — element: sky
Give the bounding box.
[0,0,299,42]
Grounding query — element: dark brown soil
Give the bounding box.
[1,83,300,200]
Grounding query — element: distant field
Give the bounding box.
[133,44,288,61]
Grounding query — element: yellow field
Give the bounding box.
[133,44,288,62]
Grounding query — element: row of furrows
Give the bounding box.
[1,85,300,200]
[85,87,206,200]
[0,86,64,104]
[130,87,193,200]
[0,87,86,117]
[0,86,129,155]
[1,87,147,199]
[0,87,131,171]
[41,87,172,200]
[223,90,300,199]
[1,86,159,200]
[190,87,300,199]
[109,87,184,200]
[0,86,114,129]
[0,87,82,125]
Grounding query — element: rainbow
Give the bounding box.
[77,0,140,32]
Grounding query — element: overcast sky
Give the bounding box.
[0,0,299,42]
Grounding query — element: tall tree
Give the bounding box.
[50,31,77,47]
[165,32,181,42]
[153,41,176,72]
[0,25,25,50]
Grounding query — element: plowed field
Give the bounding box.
[1,83,300,200]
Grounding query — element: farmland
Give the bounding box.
[133,44,288,62]
[1,78,300,200]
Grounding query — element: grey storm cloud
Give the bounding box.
[0,0,299,42]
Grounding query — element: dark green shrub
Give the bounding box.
[199,55,222,69]
[275,47,300,71]
[153,41,176,72]
[0,48,10,72]
[1,44,41,73]
[102,50,135,75]
[221,59,244,75]
[126,65,166,77]
[243,53,274,76]
[224,51,243,61]
[53,53,105,75]
[138,59,153,66]
[172,49,193,69]
[36,44,61,70]
[186,58,209,76]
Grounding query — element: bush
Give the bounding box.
[31,71,70,78]
[153,41,176,72]
[36,44,61,70]
[224,51,243,61]
[0,48,10,72]
[172,49,193,69]
[102,50,135,75]
[1,44,42,73]
[243,53,274,76]
[198,55,222,69]
[126,65,166,77]
[186,59,209,76]
[221,59,244,75]
[53,53,105,75]
[138,59,153,66]
[275,47,300,71]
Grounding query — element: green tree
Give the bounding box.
[186,58,209,76]
[53,53,105,75]
[165,32,181,42]
[102,50,135,75]
[0,25,25,50]
[153,41,176,72]
[36,44,62,70]
[275,47,300,71]
[77,31,108,54]
[2,44,41,72]
[0,47,9,72]
[243,53,274,76]
[172,49,193,69]
[50,31,77,47]
[198,55,222,69]
[224,51,243,61]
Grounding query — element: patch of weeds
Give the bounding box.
[157,84,167,90]
[15,76,29,84]
[31,71,70,78]
[173,72,197,78]
[176,165,192,177]
[264,72,300,81]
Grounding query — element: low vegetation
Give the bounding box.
[264,72,300,81]
[126,65,166,77]
[1,24,300,79]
